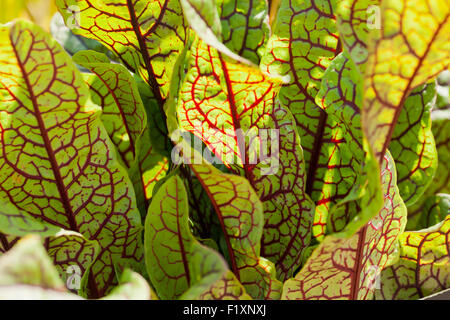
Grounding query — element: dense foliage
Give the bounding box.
[0,0,448,300]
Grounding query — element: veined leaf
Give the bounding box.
[196,270,252,300]
[44,230,99,295]
[0,171,99,296]
[317,53,440,236]
[0,199,60,237]
[56,0,186,100]
[260,0,340,176]
[73,50,168,212]
[136,79,170,200]
[407,108,449,229]
[144,175,247,299]
[101,268,157,300]
[389,83,437,206]
[283,152,407,300]
[185,173,220,240]
[260,0,352,240]
[176,37,314,280]
[409,194,449,232]
[436,71,450,109]
[0,235,67,290]
[217,0,270,64]
[363,0,450,165]
[74,50,146,168]
[376,214,450,300]
[0,20,143,297]
[335,0,379,72]
[180,0,252,65]
[0,234,18,255]
[314,53,383,238]
[190,163,282,299]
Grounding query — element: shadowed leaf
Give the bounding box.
[0,20,143,297]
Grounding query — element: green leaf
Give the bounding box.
[313,52,365,238]
[260,0,340,175]
[74,50,146,168]
[56,0,187,100]
[180,0,253,65]
[144,174,245,299]
[185,174,220,240]
[0,235,66,290]
[389,83,437,206]
[335,0,379,72]
[190,163,282,299]
[0,20,143,297]
[101,268,156,300]
[375,214,450,300]
[73,50,168,212]
[0,235,147,299]
[217,0,270,64]
[362,0,450,165]
[317,52,440,235]
[282,152,407,300]
[175,36,314,280]
[50,13,109,57]
[196,270,252,300]
[0,199,60,237]
[407,108,450,229]
[136,79,171,201]
[436,71,450,109]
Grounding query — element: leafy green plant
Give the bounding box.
[0,0,448,300]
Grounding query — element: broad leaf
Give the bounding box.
[389,83,437,206]
[376,214,450,300]
[176,36,314,279]
[74,50,146,168]
[363,0,450,164]
[144,174,247,299]
[190,163,282,299]
[0,199,60,237]
[74,50,168,212]
[335,0,379,72]
[260,0,352,240]
[283,152,407,300]
[0,20,143,297]
[313,52,365,238]
[180,0,252,65]
[56,0,187,100]
[196,270,251,300]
